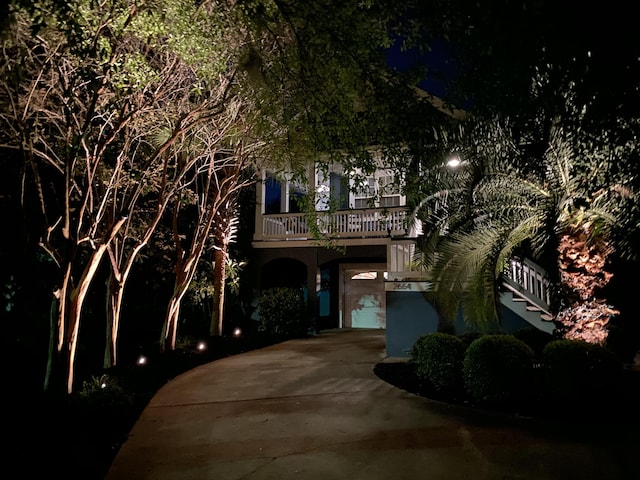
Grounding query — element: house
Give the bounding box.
[248,148,556,357]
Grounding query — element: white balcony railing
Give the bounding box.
[387,240,429,280]
[260,207,408,241]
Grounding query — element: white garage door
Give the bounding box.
[343,266,386,329]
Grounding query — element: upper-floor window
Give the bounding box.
[353,173,401,209]
[379,174,401,207]
[264,174,282,214]
[353,177,376,208]
[313,162,406,211]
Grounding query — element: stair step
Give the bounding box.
[541,314,553,321]
[526,306,541,312]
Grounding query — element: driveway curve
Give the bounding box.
[106,329,638,480]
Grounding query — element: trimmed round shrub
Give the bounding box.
[542,339,621,403]
[410,333,466,393]
[463,334,535,406]
[257,287,309,338]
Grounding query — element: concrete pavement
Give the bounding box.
[105,329,639,480]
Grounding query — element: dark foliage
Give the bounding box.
[11,333,281,480]
[463,335,536,407]
[374,358,640,427]
[542,339,622,403]
[257,287,311,338]
[410,332,466,394]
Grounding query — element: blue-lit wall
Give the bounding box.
[385,291,439,357]
[385,290,533,358]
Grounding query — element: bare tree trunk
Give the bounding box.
[63,216,128,392]
[162,266,196,351]
[104,270,122,369]
[210,245,227,337]
[65,244,109,394]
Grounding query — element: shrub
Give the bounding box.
[257,287,309,338]
[411,332,466,393]
[463,334,535,406]
[459,331,483,348]
[75,374,136,441]
[542,339,621,403]
[512,327,554,361]
[78,374,134,411]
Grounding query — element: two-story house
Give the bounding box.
[249,148,555,357]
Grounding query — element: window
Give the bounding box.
[379,175,401,207]
[353,177,375,209]
[351,271,378,280]
[264,174,282,214]
[330,173,349,210]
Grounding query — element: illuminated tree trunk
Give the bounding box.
[162,268,195,352]
[104,202,170,367]
[65,246,109,393]
[44,263,72,394]
[210,242,227,337]
[555,229,618,345]
[105,270,123,369]
[162,187,219,350]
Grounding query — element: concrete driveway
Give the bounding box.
[105,329,639,480]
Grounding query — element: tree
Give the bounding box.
[1,0,460,394]
[161,115,258,351]
[209,201,240,337]
[414,86,640,343]
[0,0,248,392]
[1,1,155,393]
[386,1,640,346]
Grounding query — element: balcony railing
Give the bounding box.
[387,240,429,280]
[259,207,408,241]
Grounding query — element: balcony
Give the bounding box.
[257,207,409,241]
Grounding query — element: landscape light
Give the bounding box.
[233,327,242,337]
[137,355,147,366]
[197,341,207,351]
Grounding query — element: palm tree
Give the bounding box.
[414,99,639,344]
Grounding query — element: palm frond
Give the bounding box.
[428,226,505,328]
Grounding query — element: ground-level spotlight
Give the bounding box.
[233,327,242,337]
[197,341,207,351]
[137,355,147,366]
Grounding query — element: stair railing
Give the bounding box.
[502,256,552,313]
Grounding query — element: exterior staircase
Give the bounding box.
[499,257,555,334]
